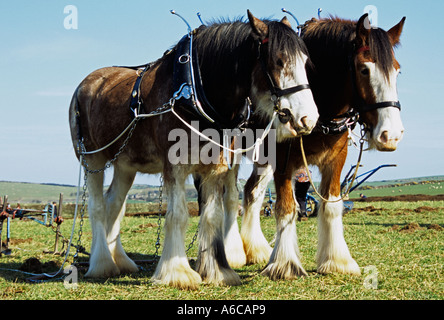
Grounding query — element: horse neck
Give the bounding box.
[194,26,255,118]
[303,23,355,119]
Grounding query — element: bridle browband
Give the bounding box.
[258,37,311,124]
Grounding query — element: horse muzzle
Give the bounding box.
[278,108,317,136]
[374,129,404,151]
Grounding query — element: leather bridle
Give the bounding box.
[352,45,401,115]
[257,38,311,124]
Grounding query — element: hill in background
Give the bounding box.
[1,175,443,205]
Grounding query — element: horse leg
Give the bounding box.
[85,165,120,278]
[240,164,273,264]
[261,169,307,280]
[152,166,202,289]
[104,163,139,274]
[195,171,241,286]
[317,149,361,276]
[222,165,247,268]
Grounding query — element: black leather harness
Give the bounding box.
[171,32,251,129]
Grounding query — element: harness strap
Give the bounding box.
[172,32,251,130]
[315,109,359,135]
[360,100,401,112]
[129,64,152,116]
[273,84,311,98]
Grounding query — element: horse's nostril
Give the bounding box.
[379,131,389,144]
[301,116,309,128]
[278,109,292,124]
[300,116,316,131]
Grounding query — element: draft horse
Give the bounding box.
[69,11,318,289]
[229,14,406,279]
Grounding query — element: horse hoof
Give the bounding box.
[317,259,361,276]
[225,249,247,269]
[84,264,120,278]
[201,267,242,286]
[261,261,308,280]
[152,263,202,290]
[243,241,272,265]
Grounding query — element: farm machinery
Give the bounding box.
[262,164,397,217]
[0,194,65,257]
[341,164,397,213]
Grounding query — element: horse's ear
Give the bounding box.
[280,16,292,28]
[387,17,406,47]
[356,13,370,47]
[248,10,268,41]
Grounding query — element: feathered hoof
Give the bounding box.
[85,261,120,278]
[201,267,242,286]
[243,242,272,265]
[317,258,361,276]
[225,248,247,269]
[261,261,308,280]
[115,258,140,274]
[152,265,202,290]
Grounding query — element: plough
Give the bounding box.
[341,164,397,212]
[0,194,65,257]
[260,164,397,218]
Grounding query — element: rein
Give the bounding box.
[299,125,365,203]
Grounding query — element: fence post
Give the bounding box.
[0,196,8,256]
[54,193,63,254]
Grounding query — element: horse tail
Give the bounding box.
[69,86,83,157]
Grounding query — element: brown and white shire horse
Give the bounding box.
[228,14,406,279]
[69,11,318,289]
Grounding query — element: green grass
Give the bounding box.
[0,200,442,300]
[348,181,444,198]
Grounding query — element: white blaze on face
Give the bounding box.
[278,53,319,139]
[365,62,404,151]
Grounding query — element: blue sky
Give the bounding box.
[1,0,443,186]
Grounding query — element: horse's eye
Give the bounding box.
[276,58,284,68]
[360,68,370,76]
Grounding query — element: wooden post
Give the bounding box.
[53,193,63,254]
[0,195,8,256]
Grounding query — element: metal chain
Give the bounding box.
[153,175,163,260]
[80,118,140,175]
[73,101,208,267]
[152,174,200,259]
[186,222,199,255]
[73,169,88,263]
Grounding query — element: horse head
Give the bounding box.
[353,14,406,151]
[248,11,319,142]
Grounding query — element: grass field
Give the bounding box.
[2,175,443,204]
[0,200,442,301]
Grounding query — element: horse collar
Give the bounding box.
[171,33,251,130]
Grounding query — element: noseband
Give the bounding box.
[258,38,311,124]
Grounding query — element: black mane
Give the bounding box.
[302,17,394,78]
[175,17,309,122]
